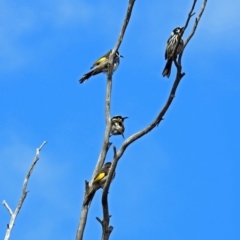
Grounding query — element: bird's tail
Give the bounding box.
[83,186,97,206]
[83,183,101,206]
[79,70,95,84]
[79,61,109,84]
[162,59,173,78]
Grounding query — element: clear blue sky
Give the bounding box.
[1,0,240,239]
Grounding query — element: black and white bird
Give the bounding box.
[79,50,123,83]
[111,115,128,138]
[162,27,184,78]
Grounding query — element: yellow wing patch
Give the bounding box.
[94,172,106,183]
[95,56,107,65]
[90,50,111,68]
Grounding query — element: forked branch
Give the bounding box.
[3,141,47,240]
[101,1,207,239]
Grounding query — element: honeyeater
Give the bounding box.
[111,115,128,138]
[79,50,123,83]
[162,27,184,78]
[83,162,115,205]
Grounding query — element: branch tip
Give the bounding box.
[108,226,114,233]
[113,146,117,157]
[2,200,13,216]
[96,217,103,225]
[38,141,47,151]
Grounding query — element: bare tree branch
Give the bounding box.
[183,0,197,34]
[3,141,47,240]
[101,1,207,239]
[2,201,13,216]
[94,0,136,180]
[111,0,136,55]
[76,0,206,239]
[98,147,117,240]
[181,0,207,58]
[75,1,135,240]
[172,0,197,72]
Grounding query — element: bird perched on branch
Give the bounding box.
[111,115,128,138]
[162,27,184,78]
[83,162,115,206]
[79,50,123,83]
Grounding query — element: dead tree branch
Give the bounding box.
[2,141,47,240]
[99,147,117,240]
[100,1,207,239]
[94,0,136,181]
[75,1,135,240]
[180,0,207,62]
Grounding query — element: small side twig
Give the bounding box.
[96,217,103,225]
[3,141,47,240]
[2,201,13,216]
[96,215,113,240]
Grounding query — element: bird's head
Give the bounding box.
[112,115,128,122]
[104,162,112,168]
[116,50,124,58]
[172,27,184,35]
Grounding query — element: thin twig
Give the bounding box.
[96,217,103,225]
[178,0,207,66]
[181,0,207,58]
[183,0,197,34]
[3,141,47,240]
[173,0,197,71]
[112,0,136,55]
[2,201,13,215]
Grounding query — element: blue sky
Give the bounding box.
[1,0,240,239]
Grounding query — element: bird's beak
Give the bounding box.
[120,55,124,58]
[123,116,128,120]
